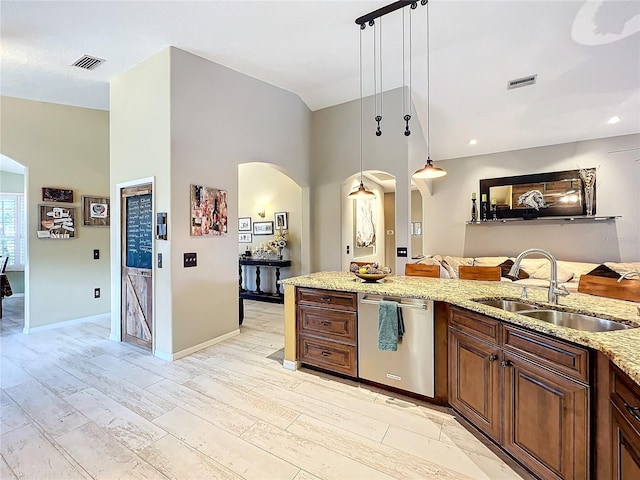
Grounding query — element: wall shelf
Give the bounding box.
[466,215,621,225]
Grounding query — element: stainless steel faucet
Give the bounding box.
[508,248,570,305]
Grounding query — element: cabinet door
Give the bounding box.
[611,403,640,480]
[448,328,501,442]
[503,353,589,480]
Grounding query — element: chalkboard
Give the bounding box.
[126,194,152,269]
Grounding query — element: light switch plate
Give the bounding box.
[184,252,197,267]
[397,247,408,258]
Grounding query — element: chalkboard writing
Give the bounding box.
[126,194,152,269]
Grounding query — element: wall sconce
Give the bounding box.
[257,207,266,218]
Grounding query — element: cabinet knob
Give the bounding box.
[320,296,332,302]
[624,402,640,422]
[500,360,513,368]
[488,354,498,362]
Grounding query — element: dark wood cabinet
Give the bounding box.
[610,364,640,479]
[449,328,501,442]
[296,288,357,377]
[448,306,590,480]
[503,352,589,480]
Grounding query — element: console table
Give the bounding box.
[239,258,292,324]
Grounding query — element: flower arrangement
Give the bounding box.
[268,229,289,257]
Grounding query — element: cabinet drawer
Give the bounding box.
[502,324,589,383]
[298,335,357,377]
[612,365,640,436]
[297,306,356,343]
[449,307,500,345]
[296,288,357,311]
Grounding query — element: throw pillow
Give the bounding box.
[532,263,574,283]
[498,259,529,280]
[443,256,474,279]
[585,264,621,279]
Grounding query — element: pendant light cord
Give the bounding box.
[403,9,412,136]
[373,20,383,136]
[426,2,431,159]
[360,26,364,185]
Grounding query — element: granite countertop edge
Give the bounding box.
[282,272,640,385]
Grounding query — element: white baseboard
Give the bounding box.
[154,329,240,361]
[283,359,299,371]
[109,333,121,342]
[24,312,110,334]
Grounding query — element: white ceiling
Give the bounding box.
[1,0,639,161]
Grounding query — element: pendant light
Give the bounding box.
[349,25,375,199]
[413,1,447,179]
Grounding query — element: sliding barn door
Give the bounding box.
[121,185,153,349]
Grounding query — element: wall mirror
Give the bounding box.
[479,169,595,219]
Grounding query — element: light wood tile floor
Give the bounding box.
[1,297,533,479]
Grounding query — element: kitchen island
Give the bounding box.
[281,271,640,480]
[281,271,640,384]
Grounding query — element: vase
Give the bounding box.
[471,198,477,222]
[584,186,594,216]
[277,247,283,260]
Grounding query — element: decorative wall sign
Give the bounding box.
[238,232,253,243]
[190,185,228,236]
[82,195,110,226]
[274,211,288,230]
[253,221,274,235]
[38,205,76,239]
[42,187,74,203]
[238,217,252,231]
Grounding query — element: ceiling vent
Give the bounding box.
[71,55,105,70]
[507,74,537,90]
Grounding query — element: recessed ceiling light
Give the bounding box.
[608,116,621,124]
[469,139,477,145]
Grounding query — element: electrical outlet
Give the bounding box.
[93,249,100,260]
[94,288,100,298]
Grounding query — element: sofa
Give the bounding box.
[414,254,640,293]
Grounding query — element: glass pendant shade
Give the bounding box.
[413,157,447,179]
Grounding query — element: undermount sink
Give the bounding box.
[474,298,634,332]
[518,310,633,333]
[475,299,541,312]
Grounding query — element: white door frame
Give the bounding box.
[110,176,155,353]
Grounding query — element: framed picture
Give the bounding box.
[190,185,228,236]
[253,221,274,235]
[238,217,252,231]
[82,195,110,226]
[274,211,288,230]
[37,205,76,239]
[42,187,74,203]
[238,232,252,243]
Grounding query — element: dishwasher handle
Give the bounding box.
[360,296,429,310]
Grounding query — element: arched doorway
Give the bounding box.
[341,170,396,273]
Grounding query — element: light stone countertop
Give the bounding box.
[282,271,640,385]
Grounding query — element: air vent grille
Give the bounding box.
[507,74,537,90]
[72,55,105,70]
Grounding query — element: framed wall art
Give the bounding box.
[238,232,253,243]
[238,217,252,231]
[82,195,110,226]
[190,184,228,236]
[42,187,74,203]
[253,221,274,235]
[37,205,76,239]
[274,211,288,230]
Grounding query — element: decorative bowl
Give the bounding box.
[354,272,389,283]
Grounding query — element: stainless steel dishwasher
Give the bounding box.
[357,293,435,397]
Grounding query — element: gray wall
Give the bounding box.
[425,134,640,262]
[311,87,417,273]
[111,47,311,357]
